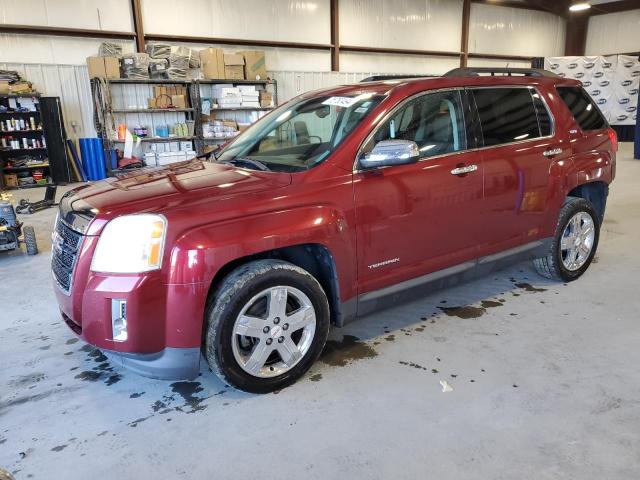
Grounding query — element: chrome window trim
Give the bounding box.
[353,84,557,173]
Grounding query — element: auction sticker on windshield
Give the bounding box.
[322,96,359,108]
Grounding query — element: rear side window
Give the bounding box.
[472,88,541,146]
[556,86,607,131]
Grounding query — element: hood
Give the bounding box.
[61,159,291,233]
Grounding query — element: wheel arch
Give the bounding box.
[567,180,608,223]
[204,243,346,330]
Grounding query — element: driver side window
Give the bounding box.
[362,89,467,159]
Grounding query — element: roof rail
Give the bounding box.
[444,67,560,78]
[360,74,437,82]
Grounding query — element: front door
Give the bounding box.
[353,89,485,296]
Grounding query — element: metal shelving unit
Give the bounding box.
[0,93,51,190]
[193,78,277,154]
[91,77,278,172]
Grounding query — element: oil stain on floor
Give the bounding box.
[320,335,378,367]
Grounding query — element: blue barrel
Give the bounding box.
[108,149,118,170]
[79,138,94,181]
[91,138,107,180]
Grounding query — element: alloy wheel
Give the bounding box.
[231,286,316,378]
[560,211,595,271]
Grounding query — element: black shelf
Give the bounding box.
[0,147,46,154]
[111,108,194,113]
[0,94,41,98]
[3,164,50,171]
[0,129,44,135]
[198,79,274,85]
[107,78,191,85]
[0,111,40,115]
[109,135,195,143]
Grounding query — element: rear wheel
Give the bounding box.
[533,197,599,281]
[23,226,38,256]
[205,259,330,393]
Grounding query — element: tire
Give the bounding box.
[205,259,330,393]
[23,226,38,256]
[533,197,599,282]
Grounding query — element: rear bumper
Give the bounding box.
[104,347,201,380]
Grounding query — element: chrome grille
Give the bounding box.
[52,219,83,294]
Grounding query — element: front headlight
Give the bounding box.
[91,214,167,273]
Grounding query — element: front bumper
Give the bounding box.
[104,347,202,380]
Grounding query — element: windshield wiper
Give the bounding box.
[223,157,271,171]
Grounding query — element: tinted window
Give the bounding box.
[472,88,540,146]
[532,91,552,137]
[362,89,467,159]
[557,86,607,131]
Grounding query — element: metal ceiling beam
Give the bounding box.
[0,24,136,40]
[590,0,640,15]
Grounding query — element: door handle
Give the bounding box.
[450,164,478,176]
[543,148,562,158]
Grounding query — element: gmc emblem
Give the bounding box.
[619,98,630,104]
[568,63,578,69]
[590,90,602,96]
[622,80,633,86]
[599,80,610,87]
[583,81,592,87]
[596,98,607,105]
[575,72,585,78]
[617,114,628,121]
[550,63,559,70]
[603,62,612,68]
[626,106,637,112]
[593,72,604,78]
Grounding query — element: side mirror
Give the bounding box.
[359,139,420,169]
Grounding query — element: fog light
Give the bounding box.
[111,299,127,342]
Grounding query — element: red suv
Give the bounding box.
[53,68,617,392]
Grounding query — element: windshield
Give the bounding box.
[217,92,385,172]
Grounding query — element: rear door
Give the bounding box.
[353,89,485,295]
[470,86,568,254]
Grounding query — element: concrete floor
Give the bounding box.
[1,143,640,479]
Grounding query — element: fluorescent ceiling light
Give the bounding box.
[569,3,591,11]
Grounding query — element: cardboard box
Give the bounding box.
[86,56,120,79]
[200,48,225,80]
[259,91,273,107]
[3,174,18,188]
[240,50,267,80]
[171,94,186,109]
[0,82,10,94]
[224,53,245,80]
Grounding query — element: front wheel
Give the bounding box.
[533,197,600,282]
[205,259,330,393]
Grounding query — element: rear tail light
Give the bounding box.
[608,127,618,153]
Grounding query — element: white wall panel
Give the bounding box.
[467,58,532,69]
[339,0,462,52]
[469,4,565,57]
[0,0,132,31]
[141,0,330,44]
[586,10,640,55]
[0,63,96,138]
[0,34,134,64]
[340,51,459,74]
[270,71,385,103]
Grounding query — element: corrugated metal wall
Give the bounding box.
[1,62,97,138]
[1,63,388,140]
